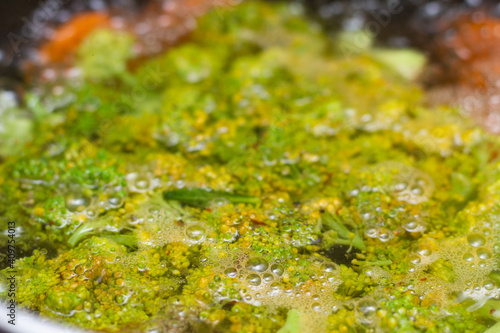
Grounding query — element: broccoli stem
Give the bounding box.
[68,223,137,248]
[321,213,366,251]
[68,223,97,247]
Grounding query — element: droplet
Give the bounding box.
[363,267,375,276]
[246,274,261,286]
[357,299,377,318]
[86,209,97,218]
[246,257,269,273]
[404,221,418,232]
[134,177,150,192]
[108,196,123,208]
[410,186,423,195]
[378,230,393,242]
[321,263,336,272]
[263,273,274,283]
[462,253,475,262]
[270,264,284,276]
[365,228,378,238]
[208,197,230,209]
[483,280,496,291]
[312,302,321,311]
[224,267,237,278]
[394,182,408,192]
[467,233,486,247]
[185,225,206,241]
[65,192,91,212]
[416,246,432,256]
[476,247,491,260]
[415,178,428,186]
[270,282,280,291]
[409,254,421,264]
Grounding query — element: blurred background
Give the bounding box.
[2,0,500,77]
[2,0,500,131]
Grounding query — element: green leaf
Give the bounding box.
[163,188,261,208]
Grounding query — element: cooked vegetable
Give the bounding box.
[0,2,498,333]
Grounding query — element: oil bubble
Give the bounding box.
[321,263,336,272]
[312,302,321,311]
[263,273,274,283]
[246,257,269,273]
[462,253,475,262]
[224,267,237,278]
[246,274,262,286]
[185,225,206,241]
[65,192,91,212]
[270,264,284,276]
[467,233,486,247]
[357,299,377,318]
[476,247,491,260]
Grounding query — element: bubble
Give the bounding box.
[410,186,424,195]
[408,254,421,264]
[86,209,97,218]
[415,177,428,186]
[224,267,238,278]
[185,225,206,241]
[476,247,492,260]
[208,197,231,209]
[246,274,262,286]
[416,246,432,256]
[365,228,378,238]
[270,282,280,291]
[246,257,269,273]
[357,299,377,318]
[321,263,336,272]
[404,221,418,231]
[467,233,486,247]
[462,253,475,262]
[148,207,160,214]
[134,177,150,192]
[108,196,124,208]
[312,302,321,311]
[263,273,274,283]
[378,230,393,242]
[394,182,408,192]
[483,280,496,291]
[271,264,284,276]
[65,192,91,212]
[363,267,375,276]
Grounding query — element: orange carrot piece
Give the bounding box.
[39,11,110,63]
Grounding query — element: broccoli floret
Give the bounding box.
[1,1,500,333]
[77,29,135,83]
